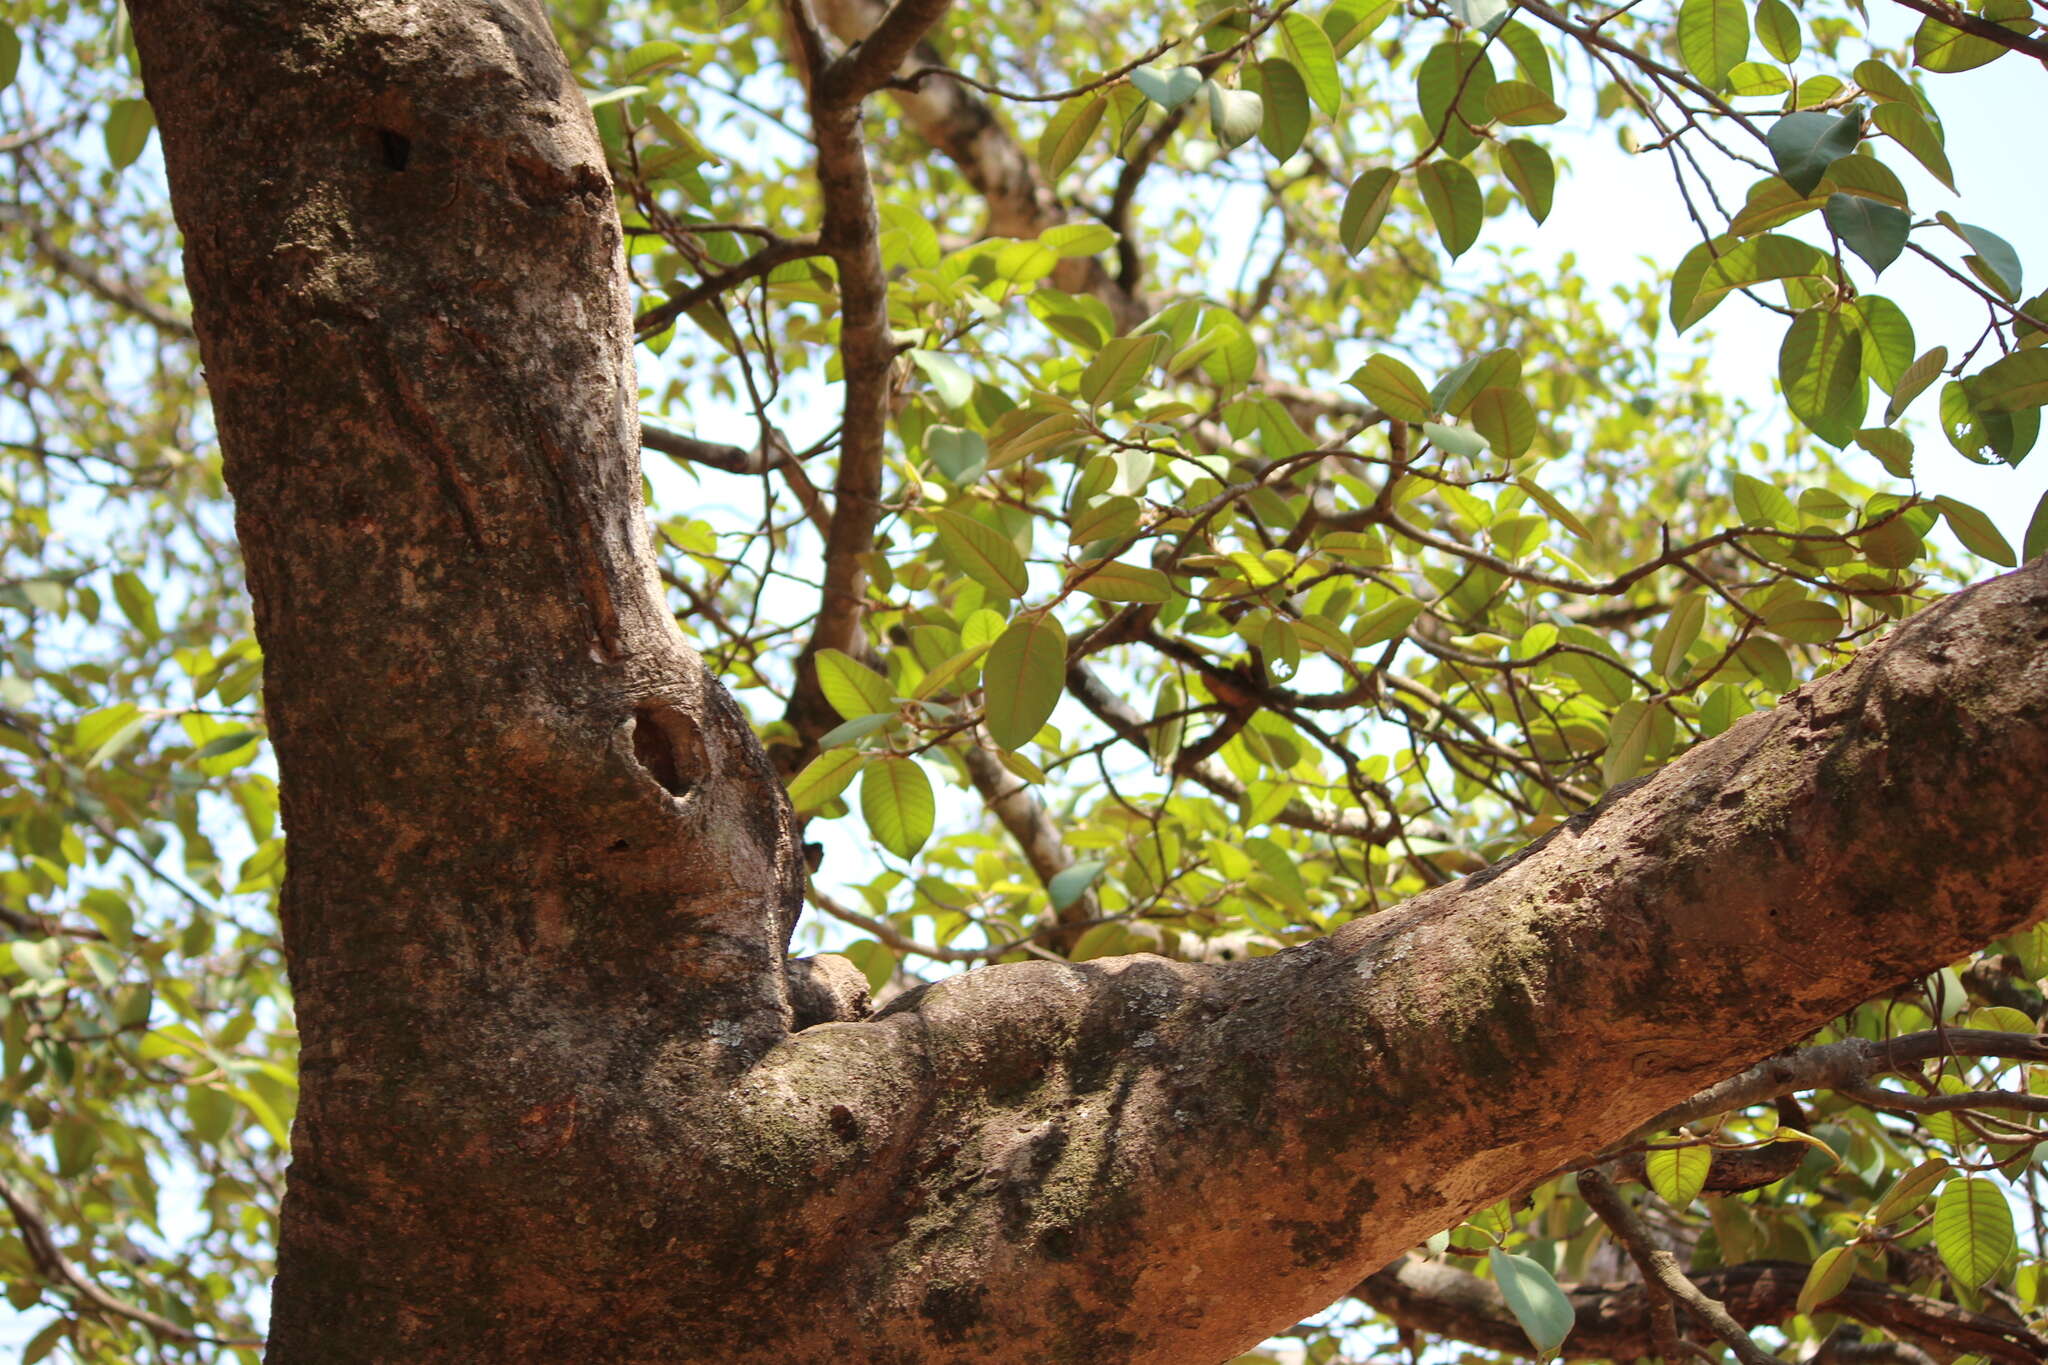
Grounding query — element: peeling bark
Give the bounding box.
[129,3,2048,1362]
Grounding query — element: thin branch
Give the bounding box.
[961,742,1098,950]
[1629,1028,2048,1140]
[1578,1168,1778,1365]
[632,235,825,336]
[0,1166,264,1349]
[819,0,957,106]
[0,207,196,339]
[1883,0,2048,62]
[1355,1253,2048,1364]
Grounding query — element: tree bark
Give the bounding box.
[130,3,2048,1362]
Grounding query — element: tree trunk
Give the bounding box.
[130,3,2048,1362]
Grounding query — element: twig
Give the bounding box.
[1578,1168,1779,1365]
[0,1166,265,1349]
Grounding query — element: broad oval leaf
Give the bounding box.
[861,757,935,860]
[983,615,1067,750]
[1933,1177,2016,1289]
[1646,1141,1713,1207]
[1340,167,1399,254]
[816,648,895,720]
[1489,1248,1575,1358]
[1416,159,1484,259]
[1348,354,1436,422]
[933,509,1030,600]
[1766,111,1862,196]
[1677,0,1748,87]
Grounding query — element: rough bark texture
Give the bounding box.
[129,3,2048,1362]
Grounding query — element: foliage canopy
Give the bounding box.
[1,0,2046,1358]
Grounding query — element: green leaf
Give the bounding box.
[1826,195,1907,275]
[1728,177,1826,237]
[1734,471,1797,529]
[1797,1245,1858,1316]
[1416,159,1483,259]
[909,350,974,410]
[1676,0,1748,87]
[1727,61,1791,96]
[1942,218,2024,301]
[1778,309,1864,447]
[0,27,19,97]
[1496,20,1555,97]
[1489,1248,1575,1358]
[983,615,1067,750]
[1964,349,2048,416]
[76,701,149,767]
[1131,66,1202,110]
[1934,1178,2015,1289]
[1207,82,1264,151]
[932,509,1029,600]
[840,939,896,993]
[924,425,988,483]
[816,648,895,719]
[1416,39,1494,158]
[1255,58,1310,160]
[1766,112,1861,196]
[2025,489,2048,562]
[1870,1158,1952,1226]
[1048,860,1107,910]
[1421,421,1486,458]
[1754,0,1802,62]
[1279,13,1343,115]
[1645,1142,1713,1207]
[1824,154,1908,208]
[1849,296,1915,392]
[1484,81,1564,126]
[1872,103,1955,191]
[1603,700,1656,786]
[1340,168,1399,254]
[1937,495,2017,566]
[105,98,156,171]
[861,758,935,859]
[1913,15,2008,73]
[1513,476,1592,541]
[1038,96,1105,181]
[1854,58,1917,103]
[1941,380,2034,466]
[1651,594,1706,681]
[1886,345,1948,422]
[1763,594,1844,643]
[1498,139,1555,224]
[1071,560,1172,603]
[1467,386,1536,460]
[1039,223,1119,259]
[1078,333,1167,408]
[1694,234,1828,314]
[1070,494,1140,546]
[1348,355,1435,422]
[112,569,161,640]
[913,640,993,700]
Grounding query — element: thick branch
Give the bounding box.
[738,563,2048,1360]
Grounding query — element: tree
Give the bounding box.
[2,0,2047,1359]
